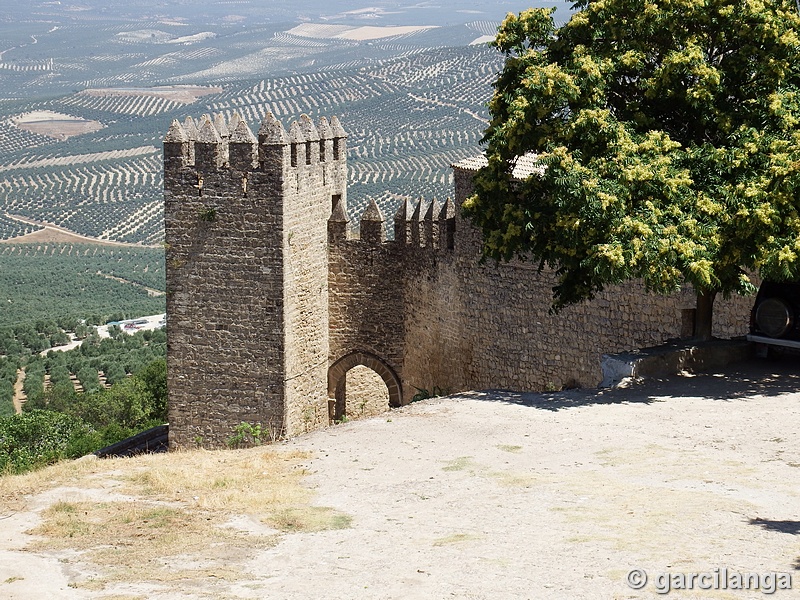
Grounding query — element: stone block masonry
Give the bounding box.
[164,112,346,447]
[164,110,752,447]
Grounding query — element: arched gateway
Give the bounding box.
[327,351,403,412]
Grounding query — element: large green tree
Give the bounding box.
[464,0,800,339]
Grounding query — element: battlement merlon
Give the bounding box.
[163,112,348,191]
[229,119,258,171]
[326,196,456,250]
[360,199,385,245]
[195,116,225,171]
[164,119,189,171]
[328,195,349,244]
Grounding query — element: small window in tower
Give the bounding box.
[305,141,312,165]
[332,194,342,210]
[290,143,298,167]
[320,140,326,163]
[333,138,340,161]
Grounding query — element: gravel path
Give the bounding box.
[2,359,799,599]
[11,368,24,414]
[270,360,800,599]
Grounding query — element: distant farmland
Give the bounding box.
[0,3,558,328]
[0,243,165,327]
[12,111,104,140]
[0,17,503,246]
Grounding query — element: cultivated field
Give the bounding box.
[81,85,223,104]
[12,111,103,140]
[287,23,439,40]
[0,4,516,334]
[0,35,500,245]
[0,243,165,327]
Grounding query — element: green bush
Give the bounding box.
[76,366,102,394]
[104,361,127,386]
[4,333,168,475]
[49,364,72,387]
[135,358,166,420]
[0,381,15,417]
[49,331,71,348]
[10,355,168,474]
[0,410,91,474]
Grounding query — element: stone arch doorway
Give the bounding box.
[327,351,402,421]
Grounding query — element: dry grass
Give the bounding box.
[0,456,105,514]
[3,447,350,594]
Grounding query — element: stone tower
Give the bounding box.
[163,111,347,447]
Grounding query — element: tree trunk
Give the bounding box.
[694,289,716,341]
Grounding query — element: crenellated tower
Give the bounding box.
[164,111,347,447]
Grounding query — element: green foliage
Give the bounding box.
[48,364,72,387]
[0,244,165,330]
[411,385,448,403]
[2,335,167,475]
[0,330,22,357]
[76,376,154,430]
[0,381,15,417]
[76,366,102,394]
[135,357,167,419]
[0,356,18,415]
[49,331,71,348]
[74,322,90,340]
[13,325,50,354]
[22,357,45,404]
[465,1,800,336]
[198,206,217,222]
[0,410,91,474]
[226,422,265,448]
[29,353,166,430]
[104,362,127,386]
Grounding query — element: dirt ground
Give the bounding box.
[1,359,799,599]
[81,86,224,104]
[0,214,158,247]
[12,110,103,140]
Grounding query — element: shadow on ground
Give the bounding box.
[749,518,800,535]
[749,518,800,572]
[458,357,800,411]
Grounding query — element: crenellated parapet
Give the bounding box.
[163,111,348,196]
[327,196,456,252]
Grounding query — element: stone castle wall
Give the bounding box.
[329,162,753,400]
[164,112,346,447]
[280,115,347,436]
[165,111,754,446]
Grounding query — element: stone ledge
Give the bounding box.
[600,338,753,388]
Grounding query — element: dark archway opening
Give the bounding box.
[327,351,402,422]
